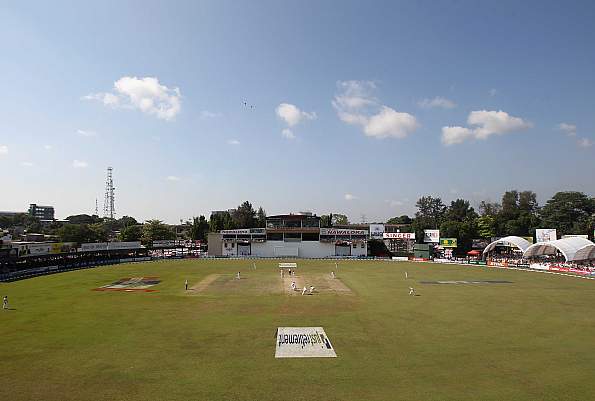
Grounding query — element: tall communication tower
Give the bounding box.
[103,167,116,219]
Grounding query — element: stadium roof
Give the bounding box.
[573,244,595,261]
[522,237,594,262]
[482,236,532,256]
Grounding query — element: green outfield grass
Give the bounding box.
[1,259,595,401]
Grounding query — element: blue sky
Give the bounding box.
[1,0,594,223]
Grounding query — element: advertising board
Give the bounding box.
[80,243,109,252]
[320,228,368,236]
[275,327,337,358]
[439,238,457,248]
[423,229,440,243]
[369,224,385,239]
[383,232,415,240]
[536,229,557,243]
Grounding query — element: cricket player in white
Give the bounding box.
[3,295,8,310]
[291,281,296,291]
[185,279,188,290]
[409,287,415,296]
[301,286,307,295]
[309,286,315,294]
[236,272,241,280]
[330,271,335,279]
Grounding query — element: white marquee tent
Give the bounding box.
[573,244,595,261]
[482,236,532,258]
[522,237,594,262]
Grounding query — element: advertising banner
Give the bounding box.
[108,241,141,250]
[561,235,588,239]
[369,224,385,239]
[220,229,251,235]
[275,327,337,358]
[439,238,457,248]
[320,228,368,236]
[81,242,109,252]
[14,243,51,257]
[383,232,415,240]
[423,229,440,243]
[536,229,557,243]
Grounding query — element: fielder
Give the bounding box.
[409,287,415,296]
[301,286,307,295]
[2,295,7,310]
[236,272,241,280]
[309,286,315,294]
[185,279,188,291]
[291,281,296,291]
[330,271,336,279]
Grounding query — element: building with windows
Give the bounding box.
[28,204,55,220]
[209,213,368,258]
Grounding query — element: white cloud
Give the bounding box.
[43,145,53,150]
[82,92,120,106]
[468,110,532,139]
[281,128,295,140]
[418,96,456,109]
[84,76,181,121]
[72,160,88,168]
[344,193,357,201]
[333,80,418,139]
[77,129,96,137]
[276,103,316,127]
[558,123,577,137]
[442,110,532,145]
[364,106,418,139]
[21,161,34,167]
[200,110,222,119]
[489,88,498,97]
[166,175,181,181]
[441,126,474,145]
[0,145,7,155]
[578,138,593,148]
[227,139,240,145]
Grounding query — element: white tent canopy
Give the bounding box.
[482,236,532,257]
[574,244,595,261]
[523,237,594,262]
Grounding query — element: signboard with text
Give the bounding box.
[275,327,337,358]
[423,229,440,243]
[320,228,368,236]
[439,238,458,248]
[369,224,385,239]
[383,232,415,240]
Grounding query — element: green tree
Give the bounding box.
[65,214,101,224]
[89,222,109,242]
[118,216,138,228]
[141,220,175,244]
[256,207,267,228]
[412,196,445,240]
[386,215,412,225]
[190,216,209,241]
[476,215,496,238]
[331,214,349,226]
[319,214,331,228]
[540,191,595,236]
[119,225,143,242]
[232,201,257,228]
[56,224,97,244]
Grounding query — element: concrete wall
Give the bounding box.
[207,233,223,256]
